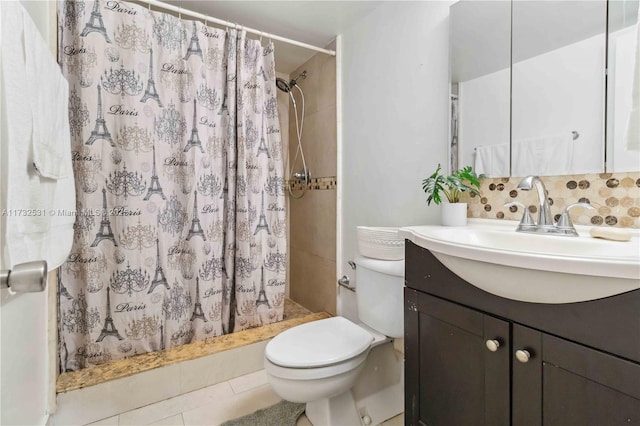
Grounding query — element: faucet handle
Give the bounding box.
[504,202,535,230]
[557,202,596,230]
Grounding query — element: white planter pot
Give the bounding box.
[441,202,468,226]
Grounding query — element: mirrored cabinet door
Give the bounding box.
[511,0,607,177]
[607,0,640,172]
[449,0,640,177]
[450,1,511,177]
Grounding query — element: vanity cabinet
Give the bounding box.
[407,292,510,425]
[404,241,640,426]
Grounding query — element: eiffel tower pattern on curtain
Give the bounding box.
[190,277,207,322]
[255,266,270,309]
[143,145,166,201]
[80,0,111,43]
[58,1,287,370]
[184,99,204,153]
[86,84,114,147]
[140,48,162,106]
[96,288,124,342]
[187,190,206,241]
[184,21,203,60]
[148,238,169,293]
[91,187,117,247]
[254,190,271,235]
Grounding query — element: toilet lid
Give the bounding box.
[265,317,373,368]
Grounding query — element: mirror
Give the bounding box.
[512,0,606,177]
[607,0,640,172]
[450,0,638,176]
[450,1,511,177]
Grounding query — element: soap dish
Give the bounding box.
[589,227,632,242]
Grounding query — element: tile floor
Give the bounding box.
[85,369,404,426]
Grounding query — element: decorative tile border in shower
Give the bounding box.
[287,176,337,191]
[462,172,640,228]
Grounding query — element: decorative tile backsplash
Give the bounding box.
[287,176,337,191]
[462,172,640,228]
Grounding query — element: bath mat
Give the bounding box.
[221,400,306,426]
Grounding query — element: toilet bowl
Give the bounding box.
[265,256,405,426]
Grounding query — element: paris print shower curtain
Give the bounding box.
[58,0,287,370]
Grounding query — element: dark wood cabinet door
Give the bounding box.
[405,289,510,426]
[541,333,640,426]
[513,324,640,426]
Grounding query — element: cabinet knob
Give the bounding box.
[515,349,531,363]
[485,339,501,352]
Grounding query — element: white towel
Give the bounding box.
[625,0,640,151]
[491,143,510,176]
[512,133,574,176]
[474,145,491,176]
[474,144,509,177]
[1,0,75,269]
[25,9,72,180]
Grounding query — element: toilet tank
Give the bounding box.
[354,256,405,338]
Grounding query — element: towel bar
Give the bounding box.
[0,260,47,292]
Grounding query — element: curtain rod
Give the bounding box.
[139,0,336,56]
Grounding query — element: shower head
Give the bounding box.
[276,77,291,93]
[275,70,307,93]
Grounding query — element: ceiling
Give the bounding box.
[159,1,384,74]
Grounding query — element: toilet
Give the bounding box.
[264,255,404,425]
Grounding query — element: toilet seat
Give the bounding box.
[264,350,369,380]
[265,317,373,368]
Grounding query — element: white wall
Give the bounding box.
[1,1,56,425]
[339,1,453,319]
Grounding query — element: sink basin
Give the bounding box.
[398,219,640,304]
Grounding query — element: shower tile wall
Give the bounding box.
[463,172,640,228]
[287,42,337,315]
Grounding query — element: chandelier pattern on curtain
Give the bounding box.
[58,0,287,371]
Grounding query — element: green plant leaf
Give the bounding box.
[422,174,445,205]
[422,163,482,205]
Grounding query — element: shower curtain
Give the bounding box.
[58,0,286,371]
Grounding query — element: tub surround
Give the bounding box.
[463,172,640,228]
[57,300,324,393]
[288,42,338,316]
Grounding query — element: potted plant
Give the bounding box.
[422,164,482,226]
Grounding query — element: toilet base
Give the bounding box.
[306,390,362,426]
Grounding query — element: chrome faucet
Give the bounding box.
[517,175,554,229]
[511,175,594,237]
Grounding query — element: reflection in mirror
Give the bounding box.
[512,0,607,177]
[449,1,511,177]
[607,0,640,172]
